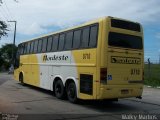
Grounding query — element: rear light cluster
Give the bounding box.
[100,68,107,84]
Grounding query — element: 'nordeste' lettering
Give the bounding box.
[43,55,69,61]
[111,56,141,64]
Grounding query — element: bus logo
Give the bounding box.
[42,54,69,62]
[111,56,141,64]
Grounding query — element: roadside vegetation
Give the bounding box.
[0,44,17,72]
[144,64,160,87]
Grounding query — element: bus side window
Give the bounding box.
[58,34,65,51]
[27,42,31,54]
[38,39,43,53]
[34,40,38,53]
[73,29,81,49]
[52,35,59,51]
[65,31,73,50]
[47,36,53,52]
[16,45,21,57]
[42,37,48,53]
[20,43,25,55]
[30,41,35,54]
[89,25,98,48]
[23,43,28,54]
[81,27,90,48]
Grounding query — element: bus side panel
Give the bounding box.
[71,20,103,100]
[18,54,40,87]
[36,52,78,91]
[29,54,40,87]
[21,55,29,84]
[72,49,97,100]
[14,68,19,81]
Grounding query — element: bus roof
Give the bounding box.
[19,17,106,44]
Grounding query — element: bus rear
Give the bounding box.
[99,17,144,100]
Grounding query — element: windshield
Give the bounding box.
[108,32,143,49]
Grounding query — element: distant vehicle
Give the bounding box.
[14,16,144,103]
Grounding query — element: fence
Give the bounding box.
[144,60,160,86]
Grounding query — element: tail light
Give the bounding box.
[100,68,107,84]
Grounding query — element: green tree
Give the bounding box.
[0,44,17,71]
[0,0,9,39]
[0,21,8,40]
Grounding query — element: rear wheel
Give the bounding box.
[67,82,78,103]
[54,80,65,99]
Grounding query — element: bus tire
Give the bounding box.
[67,82,78,103]
[54,80,65,99]
[19,73,24,85]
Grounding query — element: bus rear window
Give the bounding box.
[108,32,143,49]
[111,19,141,32]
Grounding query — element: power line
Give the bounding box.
[0,1,15,31]
[0,11,13,31]
[3,0,14,20]
[0,4,11,21]
[0,8,9,21]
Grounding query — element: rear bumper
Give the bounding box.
[98,84,143,99]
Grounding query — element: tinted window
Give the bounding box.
[30,41,34,54]
[65,31,73,50]
[27,42,31,54]
[23,43,28,54]
[111,19,141,32]
[52,35,59,51]
[81,27,90,48]
[34,40,38,53]
[108,32,143,49]
[38,39,42,53]
[47,36,53,52]
[20,44,25,54]
[73,30,81,49]
[58,34,65,51]
[17,44,21,55]
[16,45,20,57]
[89,25,98,47]
[42,37,47,52]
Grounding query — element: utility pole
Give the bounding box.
[8,21,17,72]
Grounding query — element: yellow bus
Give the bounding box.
[14,16,144,103]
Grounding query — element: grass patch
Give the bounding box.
[144,78,160,87]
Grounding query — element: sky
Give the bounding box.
[0,0,160,63]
